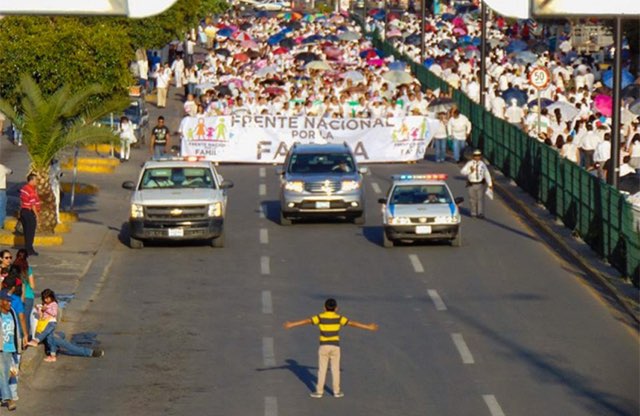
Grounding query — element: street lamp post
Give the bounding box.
[608,16,622,187]
[479,0,488,108]
[420,0,426,63]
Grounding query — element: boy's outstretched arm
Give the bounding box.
[283,318,313,330]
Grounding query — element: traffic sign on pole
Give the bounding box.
[529,66,551,90]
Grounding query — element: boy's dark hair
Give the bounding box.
[27,173,36,182]
[41,288,57,303]
[158,116,165,122]
[325,298,337,311]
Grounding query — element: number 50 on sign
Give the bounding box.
[529,67,551,90]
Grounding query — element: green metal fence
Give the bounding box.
[354,16,639,282]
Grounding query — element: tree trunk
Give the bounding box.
[33,168,57,234]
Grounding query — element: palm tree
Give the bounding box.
[0,75,127,234]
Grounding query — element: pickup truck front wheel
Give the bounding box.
[130,237,144,249]
[211,231,225,248]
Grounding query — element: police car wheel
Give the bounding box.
[280,211,292,226]
[382,231,394,248]
[130,237,144,249]
[451,229,462,247]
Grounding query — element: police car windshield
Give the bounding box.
[390,185,452,204]
[288,153,355,174]
[140,167,216,190]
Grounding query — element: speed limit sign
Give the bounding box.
[529,67,551,90]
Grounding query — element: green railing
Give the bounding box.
[353,15,640,283]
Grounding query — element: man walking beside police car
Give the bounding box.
[460,149,493,219]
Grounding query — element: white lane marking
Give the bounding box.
[259,183,267,196]
[451,333,475,364]
[259,167,266,178]
[482,395,506,416]
[371,182,382,194]
[260,228,269,244]
[258,203,266,219]
[265,397,278,416]
[408,254,424,273]
[261,256,270,275]
[262,290,273,314]
[427,289,447,311]
[262,337,276,366]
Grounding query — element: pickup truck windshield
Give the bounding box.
[140,167,216,190]
[288,153,355,174]
[390,185,452,205]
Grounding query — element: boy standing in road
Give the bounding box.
[150,116,171,160]
[284,298,378,399]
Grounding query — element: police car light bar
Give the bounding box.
[393,174,448,181]
[154,156,205,162]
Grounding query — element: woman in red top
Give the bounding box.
[19,174,40,256]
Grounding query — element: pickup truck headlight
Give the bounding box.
[130,204,144,219]
[208,202,222,217]
[341,180,360,192]
[388,216,411,225]
[284,181,305,193]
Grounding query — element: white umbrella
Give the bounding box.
[338,31,361,42]
[382,70,413,85]
[256,65,279,77]
[342,70,365,83]
[306,60,332,71]
[547,101,579,121]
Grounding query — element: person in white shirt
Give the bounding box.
[594,133,612,177]
[561,135,580,164]
[49,159,63,223]
[156,64,170,108]
[118,116,136,161]
[580,123,601,168]
[460,149,493,219]
[0,163,12,228]
[433,112,449,163]
[447,108,471,162]
[465,77,480,103]
[504,98,524,125]
[171,56,185,88]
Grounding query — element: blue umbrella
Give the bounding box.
[514,50,538,65]
[405,34,421,46]
[267,34,284,46]
[373,11,385,20]
[560,50,578,65]
[441,13,455,21]
[256,10,268,18]
[217,28,233,38]
[280,27,293,34]
[506,40,527,53]
[527,98,554,109]
[602,68,635,90]
[303,34,323,44]
[388,61,406,71]
[502,88,528,106]
[325,35,339,42]
[423,58,435,68]
[471,37,481,46]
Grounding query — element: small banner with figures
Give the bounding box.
[179,115,439,164]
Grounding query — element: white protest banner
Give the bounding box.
[179,114,439,164]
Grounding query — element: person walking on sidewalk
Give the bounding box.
[150,116,171,160]
[283,298,378,399]
[19,174,40,256]
[0,164,12,229]
[11,249,35,336]
[0,290,21,411]
[447,108,471,163]
[460,149,493,219]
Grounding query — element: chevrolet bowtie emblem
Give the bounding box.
[170,208,183,216]
[321,180,333,194]
[419,217,427,223]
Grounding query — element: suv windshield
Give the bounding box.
[390,185,452,205]
[288,153,355,174]
[140,167,216,190]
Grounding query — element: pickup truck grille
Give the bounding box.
[410,217,436,224]
[145,205,208,220]
[305,180,341,193]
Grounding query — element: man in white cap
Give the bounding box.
[460,149,493,219]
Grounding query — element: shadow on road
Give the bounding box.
[256,359,335,395]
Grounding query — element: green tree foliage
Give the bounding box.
[0,76,127,233]
[127,0,229,49]
[0,17,133,106]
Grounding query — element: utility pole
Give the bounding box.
[608,16,622,187]
[420,0,426,63]
[479,1,488,108]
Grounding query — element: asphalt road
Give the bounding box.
[16,156,639,416]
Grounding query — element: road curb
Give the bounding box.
[0,232,64,246]
[492,173,640,326]
[20,228,116,378]
[60,182,100,195]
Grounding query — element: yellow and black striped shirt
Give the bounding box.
[311,311,349,346]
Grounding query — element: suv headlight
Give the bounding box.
[284,181,304,193]
[208,202,222,217]
[341,180,360,192]
[435,215,460,224]
[130,204,144,219]
[388,216,411,225]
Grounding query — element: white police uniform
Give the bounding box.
[460,153,493,218]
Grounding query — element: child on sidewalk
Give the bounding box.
[27,289,58,362]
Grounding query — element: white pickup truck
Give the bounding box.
[122,158,233,248]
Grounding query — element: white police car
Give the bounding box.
[378,174,464,247]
